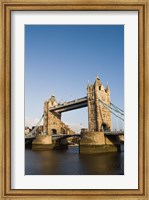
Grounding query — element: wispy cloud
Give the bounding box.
[25,117,43,128]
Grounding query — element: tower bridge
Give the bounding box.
[43,76,113,135]
[31,77,124,153]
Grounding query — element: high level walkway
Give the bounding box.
[49,96,88,113]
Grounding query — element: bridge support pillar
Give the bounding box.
[32,135,69,150]
[32,135,53,150]
[79,131,121,154]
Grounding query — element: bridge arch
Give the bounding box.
[51,129,57,135]
[101,123,110,132]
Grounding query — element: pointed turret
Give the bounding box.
[105,82,110,93]
[94,75,101,93]
[48,95,57,108]
[95,75,101,84]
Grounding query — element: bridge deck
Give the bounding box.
[50,96,88,113]
[52,134,81,140]
[104,131,124,136]
[25,132,124,140]
[25,134,81,140]
[25,136,36,139]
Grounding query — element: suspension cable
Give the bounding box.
[110,104,124,116]
[99,99,124,121]
[110,102,124,114]
[28,114,44,136]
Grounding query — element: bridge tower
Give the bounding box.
[87,76,112,132]
[43,95,62,135]
[43,95,74,135]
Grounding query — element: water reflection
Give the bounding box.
[25,146,124,175]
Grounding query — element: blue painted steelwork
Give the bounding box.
[49,96,88,113]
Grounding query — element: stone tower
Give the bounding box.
[87,77,112,132]
[43,95,74,135]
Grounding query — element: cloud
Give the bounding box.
[25,117,43,128]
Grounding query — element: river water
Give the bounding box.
[25,145,124,175]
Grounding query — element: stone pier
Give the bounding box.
[32,135,53,150]
[79,131,121,154]
[32,135,69,150]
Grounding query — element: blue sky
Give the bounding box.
[25,25,124,132]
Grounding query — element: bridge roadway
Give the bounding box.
[25,131,124,141]
[49,96,88,113]
[104,131,124,136]
[52,133,81,140]
[25,135,36,139]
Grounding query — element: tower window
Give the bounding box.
[99,86,101,90]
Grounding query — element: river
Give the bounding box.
[25,145,124,175]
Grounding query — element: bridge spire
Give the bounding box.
[105,82,110,92]
[96,75,100,82]
[95,75,101,83]
[87,80,91,87]
[94,75,101,90]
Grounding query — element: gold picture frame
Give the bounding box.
[0,0,148,199]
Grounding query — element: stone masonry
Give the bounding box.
[43,95,74,135]
[87,76,112,132]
